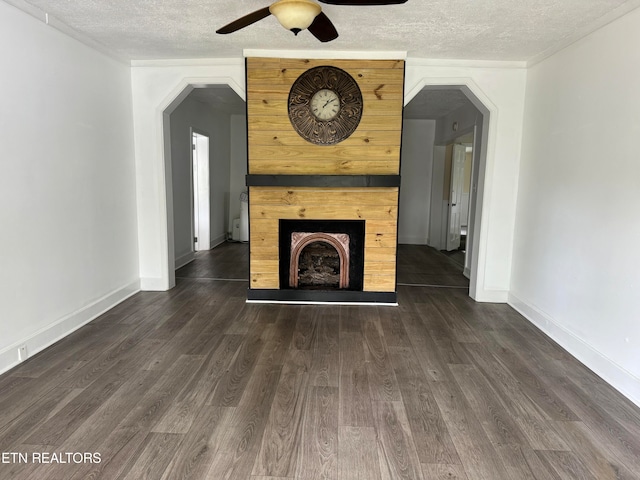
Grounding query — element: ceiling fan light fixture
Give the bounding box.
[269,0,322,35]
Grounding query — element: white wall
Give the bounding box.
[0,2,139,372]
[398,119,436,244]
[510,8,640,407]
[131,60,245,290]
[405,60,527,301]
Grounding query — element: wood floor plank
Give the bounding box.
[536,450,598,480]
[48,372,159,463]
[338,426,382,480]
[462,342,570,451]
[493,445,559,480]
[339,332,374,427]
[399,302,454,383]
[547,375,640,475]
[153,334,243,434]
[160,405,233,480]
[421,463,469,480]
[292,306,316,350]
[551,420,638,480]
[429,379,512,480]
[207,333,265,407]
[377,305,412,348]
[22,357,145,446]
[313,306,340,354]
[119,432,183,480]
[252,350,311,477]
[295,386,338,480]
[0,386,81,451]
[373,401,424,480]
[390,347,461,465]
[363,316,402,402]
[43,354,206,480]
[449,363,530,447]
[205,363,282,479]
[486,331,579,422]
[309,353,340,388]
[258,306,294,366]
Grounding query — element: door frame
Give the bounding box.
[190,128,211,252]
[405,82,492,300]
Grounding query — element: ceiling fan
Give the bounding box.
[216,0,408,42]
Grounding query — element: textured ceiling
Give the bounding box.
[8,0,640,62]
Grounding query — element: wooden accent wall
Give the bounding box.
[246,57,405,293]
[247,58,404,175]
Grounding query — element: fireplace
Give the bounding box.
[279,219,365,292]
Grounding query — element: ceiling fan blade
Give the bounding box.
[318,0,407,4]
[308,12,339,42]
[216,7,271,34]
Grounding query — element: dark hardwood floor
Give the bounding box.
[1,243,639,479]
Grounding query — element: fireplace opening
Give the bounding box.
[298,241,341,289]
[280,220,365,291]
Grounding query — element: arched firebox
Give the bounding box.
[280,219,365,292]
[289,232,350,289]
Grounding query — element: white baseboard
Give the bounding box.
[210,234,226,249]
[140,277,171,291]
[508,292,640,409]
[0,279,140,376]
[174,251,195,270]
[472,288,509,303]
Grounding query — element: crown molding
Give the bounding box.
[526,0,640,67]
[406,57,527,70]
[130,58,245,67]
[3,0,128,65]
[243,49,407,60]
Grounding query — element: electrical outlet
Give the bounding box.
[18,345,27,361]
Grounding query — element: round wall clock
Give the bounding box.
[288,66,363,145]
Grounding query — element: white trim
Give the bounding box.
[146,70,247,293]
[402,77,499,303]
[2,0,128,64]
[407,57,527,69]
[175,251,195,270]
[0,280,140,376]
[472,288,509,303]
[131,58,245,67]
[247,299,398,306]
[140,277,170,291]
[244,49,407,60]
[509,292,640,409]
[210,234,227,249]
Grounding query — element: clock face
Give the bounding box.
[311,89,340,121]
[288,66,363,145]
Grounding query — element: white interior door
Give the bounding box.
[192,131,210,251]
[446,144,466,251]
